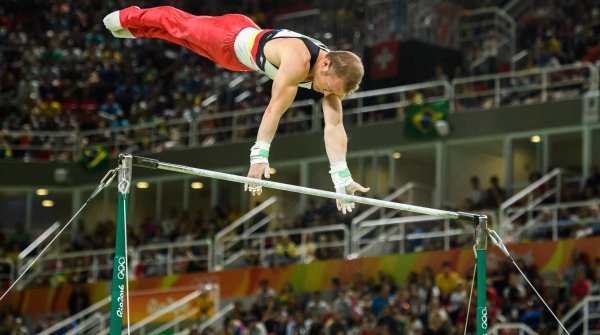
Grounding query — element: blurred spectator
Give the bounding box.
[305,291,330,319]
[278,282,295,311]
[198,291,215,319]
[274,234,298,266]
[427,299,451,335]
[160,207,179,239]
[67,281,90,317]
[245,316,267,335]
[371,283,392,317]
[0,135,12,159]
[591,264,600,295]
[71,220,89,250]
[301,232,317,263]
[570,269,591,300]
[584,165,600,198]
[405,312,425,335]
[447,280,467,321]
[231,301,248,321]
[465,176,486,210]
[254,279,277,311]
[315,234,331,260]
[418,276,440,310]
[502,271,526,318]
[172,247,192,273]
[486,175,506,209]
[435,261,461,302]
[405,222,425,252]
[8,222,30,251]
[141,249,167,277]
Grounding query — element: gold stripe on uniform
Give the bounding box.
[247,29,262,57]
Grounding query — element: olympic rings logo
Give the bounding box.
[480,307,488,329]
[116,256,126,280]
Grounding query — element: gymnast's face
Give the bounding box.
[313,59,346,98]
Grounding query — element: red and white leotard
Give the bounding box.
[119,6,329,88]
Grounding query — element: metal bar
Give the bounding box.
[130,155,476,223]
[500,168,562,211]
[19,222,60,260]
[222,224,347,242]
[359,215,445,230]
[351,183,416,224]
[215,196,277,240]
[198,303,235,333]
[39,297,111,335]
[386,229,467,241]
[126,291,201,333]
[147,308,200,335]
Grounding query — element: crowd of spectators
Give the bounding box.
[3,0,600,161]
[462,168,600,241]
[3,250,599,334]
[0,199,352,288]
[444,0,600,112]
[192,251,600,335]
[461,0,600,75]
[0,0,321,161]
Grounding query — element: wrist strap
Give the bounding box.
[329,161,353,187]
[250,141,270,165]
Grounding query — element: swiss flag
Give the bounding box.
[370,40,399,79]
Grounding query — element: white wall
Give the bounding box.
[447,141,504,208]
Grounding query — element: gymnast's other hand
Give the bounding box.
[245,163,270,196]
[336,181,370,214]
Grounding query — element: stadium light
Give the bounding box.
[136,181,150,189]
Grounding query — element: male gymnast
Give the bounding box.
[104,6,369,213]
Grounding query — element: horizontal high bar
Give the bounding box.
[128,155,481,224]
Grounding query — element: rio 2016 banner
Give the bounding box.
[127,286,217,323]
[5,235,600,315]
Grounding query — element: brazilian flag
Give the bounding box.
[80,145,110,172]
[404,100,449,140]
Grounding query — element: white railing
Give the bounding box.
[38,296,111,335]
[18,239,212,287]
[499,168,579,238]
[503,0,535,20]
[197,303,235,334]
[489,323,539,335]
[559,295,600,335]
[457,7,516,71]
[18,248,117,287]
[64,312,108,335]
[350,182,434,253]
[353,215,475,257]
[1,130,79,161]
[19,222,60,260]
[147,308,199,335]
[514,199,600,242]
[342,80,451,123]
[452,62,598,112]
[124,290,202,335]
[220,224,349,267]
[136,239,213,276]
[220,213,277,268]
[214,196,277,268]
